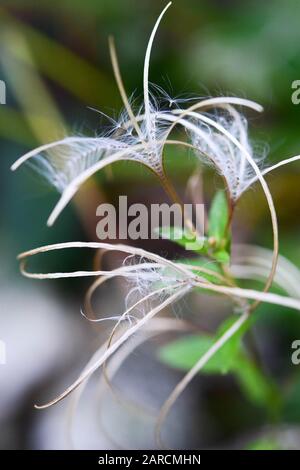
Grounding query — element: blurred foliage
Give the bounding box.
[247,437,280,450]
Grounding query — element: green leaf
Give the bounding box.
[216,314,252,338]
[177,257,223,284]
[159,314,280,410]
[156,226,207,252]
[207,190,232,264]
[208,190,229,245]
[234,355,281,410]
[213,249,230,264]
[160,335,220,372]
[159,315,249,375]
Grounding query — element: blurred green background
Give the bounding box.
[1,0,300,450]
